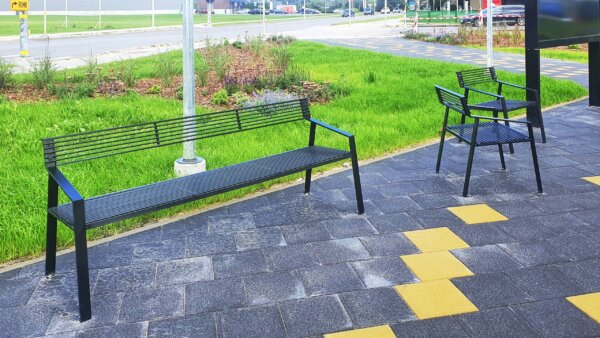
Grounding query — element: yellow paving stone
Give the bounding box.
[583,176,600,186]
[395,279,478,319]
[566,293,600,324]
[447,204,508,224]
[324,325,396,338]
[401,251,474,281]
[403,227,470,253]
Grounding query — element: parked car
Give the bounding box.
[380,7,391,14]
[342,9,356,17]
[392,7,402,14]
[299,8,321,14]
[249,8,269,14]
[460,5,525,26]
[363,8,375,15]
[270,9,286,14]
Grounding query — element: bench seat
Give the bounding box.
[50,146,350,229]
[447,122,531,146]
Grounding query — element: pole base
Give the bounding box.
[174,157,206,177]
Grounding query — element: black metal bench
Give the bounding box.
[434,85,543,197]
[42,98,364,322]
[456,67,546,147]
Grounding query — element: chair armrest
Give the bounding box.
[471,115,532,125]
[464,86,505,99]
[47,168,84,202]
[497,80,538,94]
[310,118,353,138]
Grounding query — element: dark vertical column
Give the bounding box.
[589,41,600,106]
[526,48,541,127]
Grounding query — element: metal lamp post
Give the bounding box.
[175,0,206,177]
[262,0,266,35]
[486,0,493,66]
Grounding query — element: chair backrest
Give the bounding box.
[435,85,470,116]
[43,98,310,168]
[456,67,497,88]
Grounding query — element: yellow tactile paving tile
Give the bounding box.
[566,292,600,324]
[401,251,474,281]
[447,204,508,224]
[324,325,396,338]
[403,227,469,253]
[582,176,600,186]
[395,279,478,320]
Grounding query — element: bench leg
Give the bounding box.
[46,177,58,275]
[349,137,364,215]
[73,201,92,322]
[498,144,506,170]
[304,169,312,194]
[463,143,477,197]
[528,126,543,193]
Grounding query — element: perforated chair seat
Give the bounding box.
[468,99,538,112]
[447,122,530,146]
[50,146,350,229]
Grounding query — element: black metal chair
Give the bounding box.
[456,67,546,149]
[434,85,543,197]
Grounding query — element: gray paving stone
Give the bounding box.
[299,263,364,296]
[119,286,184,322]
[218,305,286,338]
[506,265,584,301]
[262,243,321,271]
[498,240,569,268]
[185,233,237,257]
[553,258,600,293]
[351,256,419,288]
[453,273,533,309]
[546,232,600,260]
[342,186,387,201]
[254,199,339,227]
[352,172,390,185]
[0,305,55,337]
[450,224,514,246]
[497,218,557,241]
[572,209,600,225]
[456,307,540,338]
[322,217,378,239]
[148,313,216,338]
[74,322,148,338]
[309,189,349,203]
[391,316,467,338]
[185,278,247,315]
[234,227,286,250]
[376,182,423,197]
[226,196,270,214]
[359,233,419,257]
[411,177,458,194]
[528,195,583,214]
[155,256,213,286]
[332,199,383,216]
[160,215,209,239]
[410,193,463,209]
[87,243,134,270]
[280,295,352,338]
[410,208,464,228]
[30,270,99,305]
[371,196,423,214]
[244,271,306,305]
[514,298,600,338]
[311,238,371,264]
[131,240,185,264]
[45,293,121,335]
[339,287,416,328]
[532,213,593,234]
[560,192,600,210]
[208,213,256,234]
[488,201,547,219]
[366,213,423,233]
[108,227,162,246]
[315,175,355,191]
[280,222,333,245]
[213,250,269,279]
[94,264,154,295]
[0,275,38,307]
[452,245,523,274]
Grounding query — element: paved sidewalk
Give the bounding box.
[316,37,590,88]
[1,98,599,337]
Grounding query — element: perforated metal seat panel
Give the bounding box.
[447,122,530,146]
[49,146,351,229]
[469,100,537,112]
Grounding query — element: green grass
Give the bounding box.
[466,45,588,64]
[0,14,322,36]
[0,41,587,264]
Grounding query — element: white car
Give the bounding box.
[380,7,390,14]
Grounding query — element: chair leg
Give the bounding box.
[501,110,515,153]
[530,138,543,193]
[538,106,547,143]
[457,115,466,143]
[74,229,92,322]
[498,144,506,170]
[304,169,312,194]
[349,138,364,215]
[46,176,58,275]
[436,129,447,173]
[463,143,477,197]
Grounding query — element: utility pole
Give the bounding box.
[43,0,47,35]
[486,0,493,66]
[303,0,306,19]
[63,0,68,28]
[175,0,206,176]
[97,0,102,29]
[152,0,156,27]
[262,0,266,35]
[404,0,407,27]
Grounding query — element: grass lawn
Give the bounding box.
[466,45,588,64]
[0,41,587,264]
[0,14,319,36]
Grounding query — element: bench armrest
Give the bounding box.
[310,118,353,138]
[471,115,532,125]
[464,86,505,99]
[47,168,84,202]
[496,80,538,94]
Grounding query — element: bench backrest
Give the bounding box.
[456,67,497,88]
[43,98,310,168]
[435,85,470,116]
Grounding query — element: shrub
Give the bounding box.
[147,84,162,94]
[267,34,296,45]
[154,53,177,87]
[176,85,184,100]
[364,71,376,84]
[84,54,100,84]
[274,67,309,90]
[48,82,96,100]
[224,76,240,95]
[30,53,56,89]
[271,45,292,72]
[0,56,14,89]
[118,60,137,87]
[211,89,229,105]
[245,36,265,56]
[210,50,230,82]
[195,51,209,87]
[232,40,243,49]
[242,90,299,115]
[231,91,250,106]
